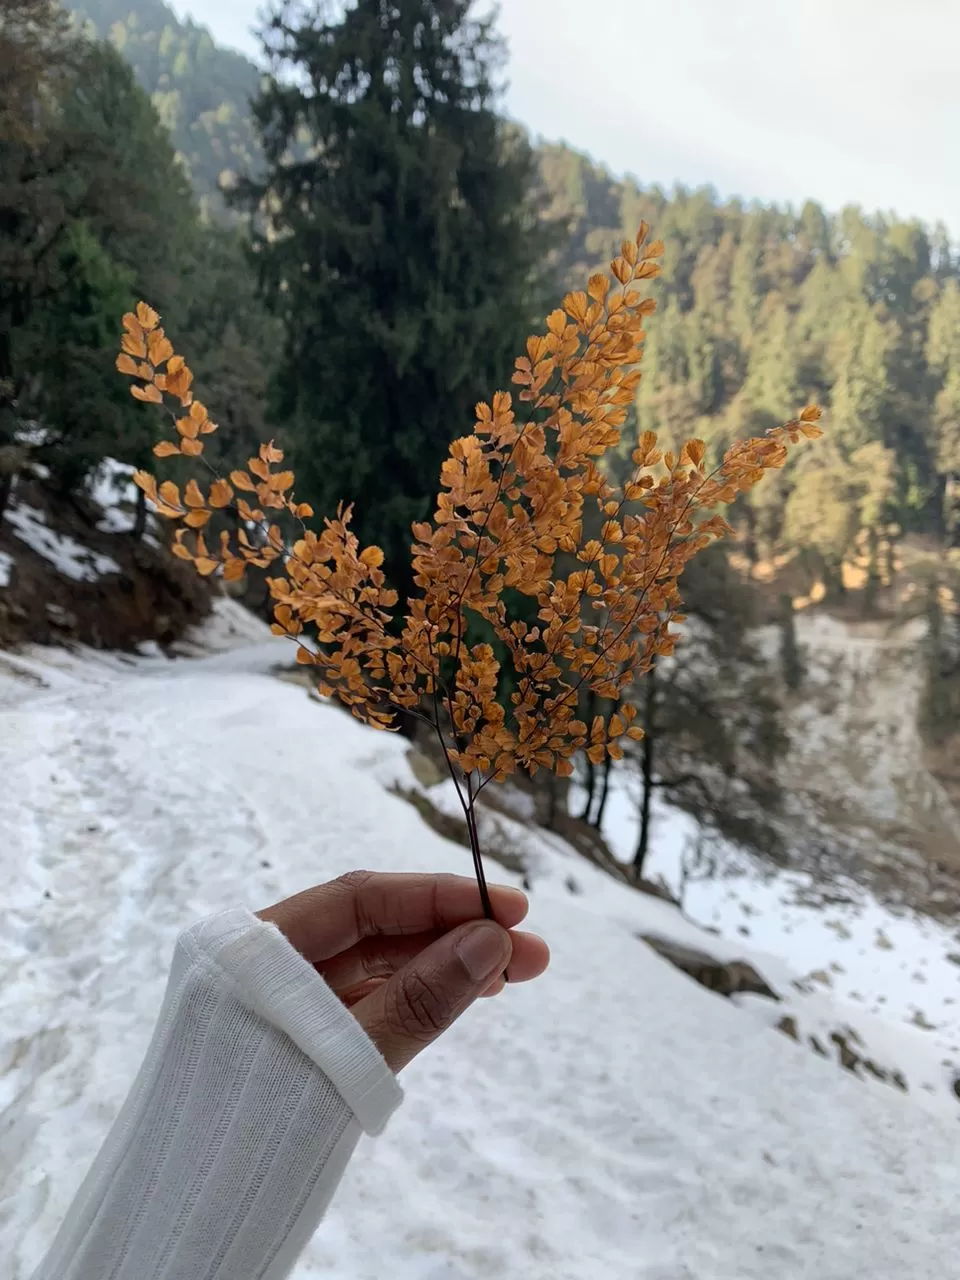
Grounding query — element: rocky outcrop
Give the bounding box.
[0,477,210,651]
[639,934,780,1001]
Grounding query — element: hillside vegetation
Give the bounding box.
[69,0,261,214]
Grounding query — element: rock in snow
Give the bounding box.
[638,933,781,1001]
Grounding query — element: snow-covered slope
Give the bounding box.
[2,603,959,1279]
[590,771,960,1107]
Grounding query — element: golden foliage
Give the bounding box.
[120,226,822,799]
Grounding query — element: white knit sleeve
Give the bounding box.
[31,908,404,1280]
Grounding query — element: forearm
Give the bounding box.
[32,909,403,1280]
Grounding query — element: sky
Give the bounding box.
[172,0,960,233]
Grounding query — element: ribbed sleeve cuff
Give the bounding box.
[184,908,403,1135]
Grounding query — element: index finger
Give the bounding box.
[257,870,530,963]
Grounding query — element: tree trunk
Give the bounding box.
[633,658,658,877]
[882,531,897,584]
[132,483,147,541]
[863,526,879,615]
[546,775,557,831]
[578,690,597,820]
[593,755,613,830]
[579,753,596,821]
[822,558,845,601]
[742,503,758,570]
[778,592,802,691]
[945,474,959,547]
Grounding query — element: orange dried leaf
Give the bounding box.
[686,438,706,467]
[115,353,139,376]
[184,479,205,508]
[587,273,610,301]
[180,438,204,457]
[563,291,589,324]
[166,365,193,404]
[546,309,566,338]
[230,471,256,492]
[124,335,148,360]
[133,470,157,500]
[121,332,147,359]
[147,331,173,365]
[153,441,181,458]
[209,479,233,508]
[359,546,385,569]
[136,302,160,331]
[194,556,219,576]
[610,257,631,285]
[131,383,162,404]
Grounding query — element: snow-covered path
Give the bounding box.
[2,615,959,1278]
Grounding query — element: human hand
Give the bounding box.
[257,870,549,1071]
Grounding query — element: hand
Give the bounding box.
[257,870,549,1071]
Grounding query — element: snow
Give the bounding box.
[585,768,960,1110]
[88,458,138,535]
[2,609,960,1278]
[13,423,51,448]
[0,550,13,588]
[3,503,120,582]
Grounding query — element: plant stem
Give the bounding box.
[428,700,493,921]
[464,772,494,920]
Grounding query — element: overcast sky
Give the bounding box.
[173,0,960,233]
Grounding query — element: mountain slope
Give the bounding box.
[3,615,959,1278]
[68,0,262,213]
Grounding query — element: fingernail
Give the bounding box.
[497,885,527,904]
[457,922,508,982]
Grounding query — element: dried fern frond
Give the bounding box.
[119,228,822,910]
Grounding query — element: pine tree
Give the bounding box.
[778,592,804,691]
[0,0,76,511]
[237,0,554,605]
[914,559,960,749]
[0,22,200,501]
[927,280,960,540]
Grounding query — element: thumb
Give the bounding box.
[352,920,512,1072]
